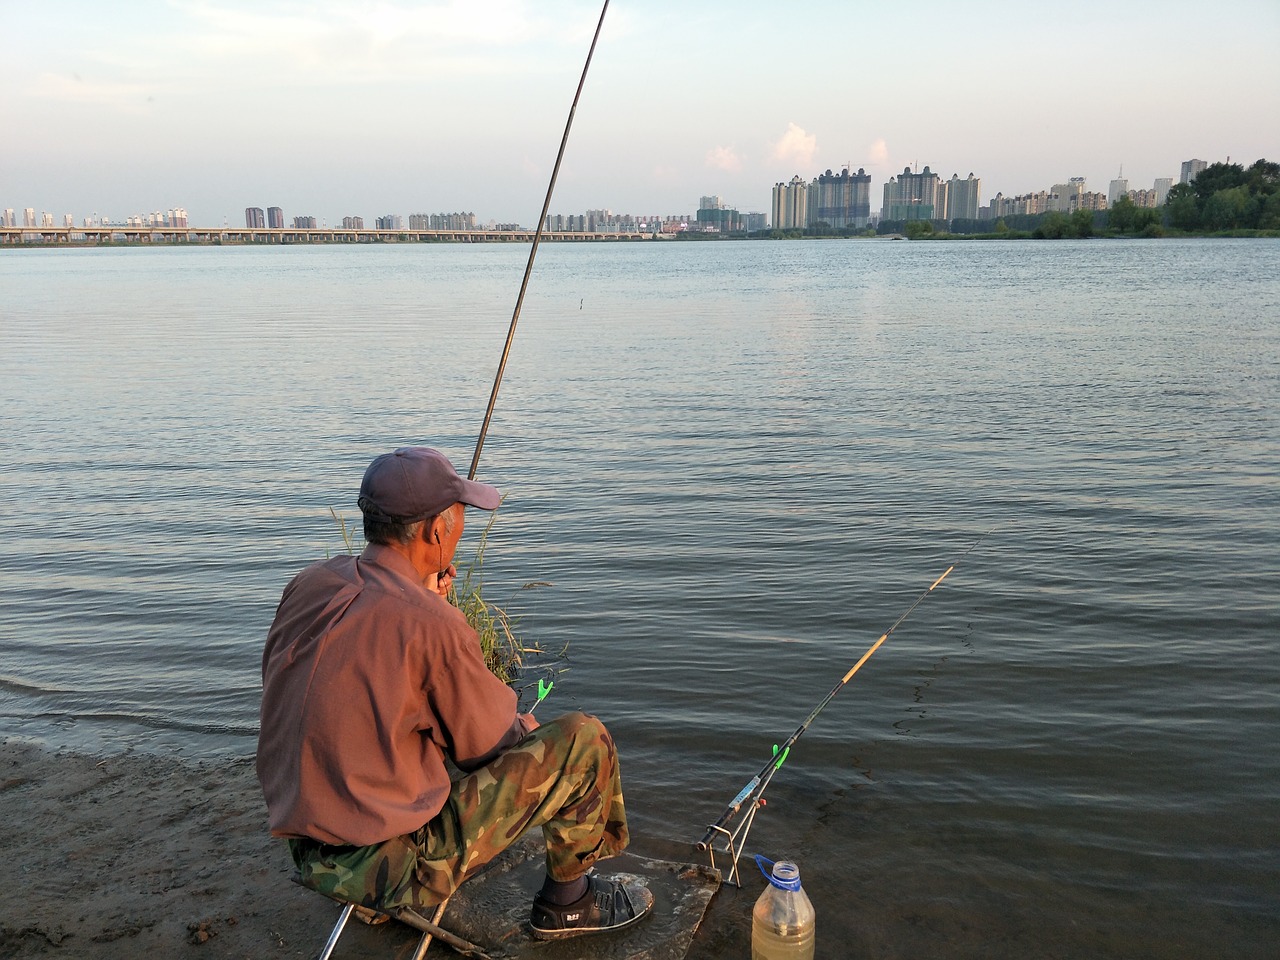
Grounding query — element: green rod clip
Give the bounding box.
[772,744,790,770]
[531,678,554,712]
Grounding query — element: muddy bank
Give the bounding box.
[1,740,730,959]
[0,739,428,958]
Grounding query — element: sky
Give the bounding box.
[3,0,1279,227]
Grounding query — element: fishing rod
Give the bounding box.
[468,0,610,482]
[412,12,605,952]
[697,531,994,886]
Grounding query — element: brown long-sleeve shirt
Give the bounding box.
[256,543,528,846]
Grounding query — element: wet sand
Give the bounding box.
[1,739,401,958]
[1,739,725,959]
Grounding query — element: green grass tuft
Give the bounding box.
[329,505,557,688]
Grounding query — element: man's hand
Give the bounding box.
[427,563,457,598]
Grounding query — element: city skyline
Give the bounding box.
[5,157,1213,233]
[4,1,1278,226]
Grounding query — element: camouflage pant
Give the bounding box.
[289,711,629,911]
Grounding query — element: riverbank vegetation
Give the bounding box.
[329,506,552,687]
[731,158,1279,241]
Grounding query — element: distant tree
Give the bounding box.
[1190,161,1245,200]
[904,220,934,239]
[1108,196,1138,233]
[1164,183,1200,230]
[1070,207,1095,238]
[993,218,1009,235]
[1201,186,1254,230]
[1033,211,1069,238]
[1260,191,1280,231]
[1244,158,1279,190]
[1135,207,1162,231]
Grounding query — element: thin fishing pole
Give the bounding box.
[698,529,996,852]
[468,0,610,481]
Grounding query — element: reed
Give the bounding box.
[329,506,553,686]
[447,506,552,684]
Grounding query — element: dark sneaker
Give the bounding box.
[529,873,654,941]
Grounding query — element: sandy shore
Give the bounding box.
[1,738,403,959]
[2,739,727,959]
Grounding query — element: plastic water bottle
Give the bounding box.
[751,857,816,960]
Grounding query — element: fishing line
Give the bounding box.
[468,0,610,481]
[420,8,606,939]
[697,527,997,885]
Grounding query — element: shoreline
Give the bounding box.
[2,229,1276,250]
[1,738,374,958]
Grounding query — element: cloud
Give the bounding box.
[771,123,817,169]
[868,138,890,167]
[28,72,153,113]
[705,145,742,173]
[164,0,568,84]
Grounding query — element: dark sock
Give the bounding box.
[539,873,589,905]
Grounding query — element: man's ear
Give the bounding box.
[425,514,444,544]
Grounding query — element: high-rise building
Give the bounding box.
[426,212,474,230]
[946,173,981,221]
[1050,178,1087,213]
[342,216,364,229]
[696,197,741,233]
[772,175,808,229]
[1108,176,1129,207]
[169,207,188,227]
[881,165,941,221]
[267,206,284,229]
[935,178,950,220]
[292,216,317,228]
[1180,159,1207,184]
[2,208,15,227]
[807,167,872,229]
[1153,178,1174,205]
[246,207,265,228]
[24,208,36,227]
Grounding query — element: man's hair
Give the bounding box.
[362,504,456,545]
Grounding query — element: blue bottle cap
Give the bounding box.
[754,855,803,891]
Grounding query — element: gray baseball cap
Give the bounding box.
[358,447,500,523]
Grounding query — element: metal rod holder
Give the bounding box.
[703,795,766,888]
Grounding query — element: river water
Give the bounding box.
[1,238,1277,957]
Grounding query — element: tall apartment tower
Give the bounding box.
[24,208,36,227]
[1,208,13,227]
[1107,174,1129,207]
[1153,178,1174,205]
[946,173,982,220]
[772,175,809,229]
[1180,159,1208,184]
[246,207,265,228]
[1050,177,1087,212]
[267,206,284,229]
[881,165,941,221]
[807,167,872,229]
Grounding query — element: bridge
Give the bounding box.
[0,225,669,246]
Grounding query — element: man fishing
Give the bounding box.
[256,446,653,940]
